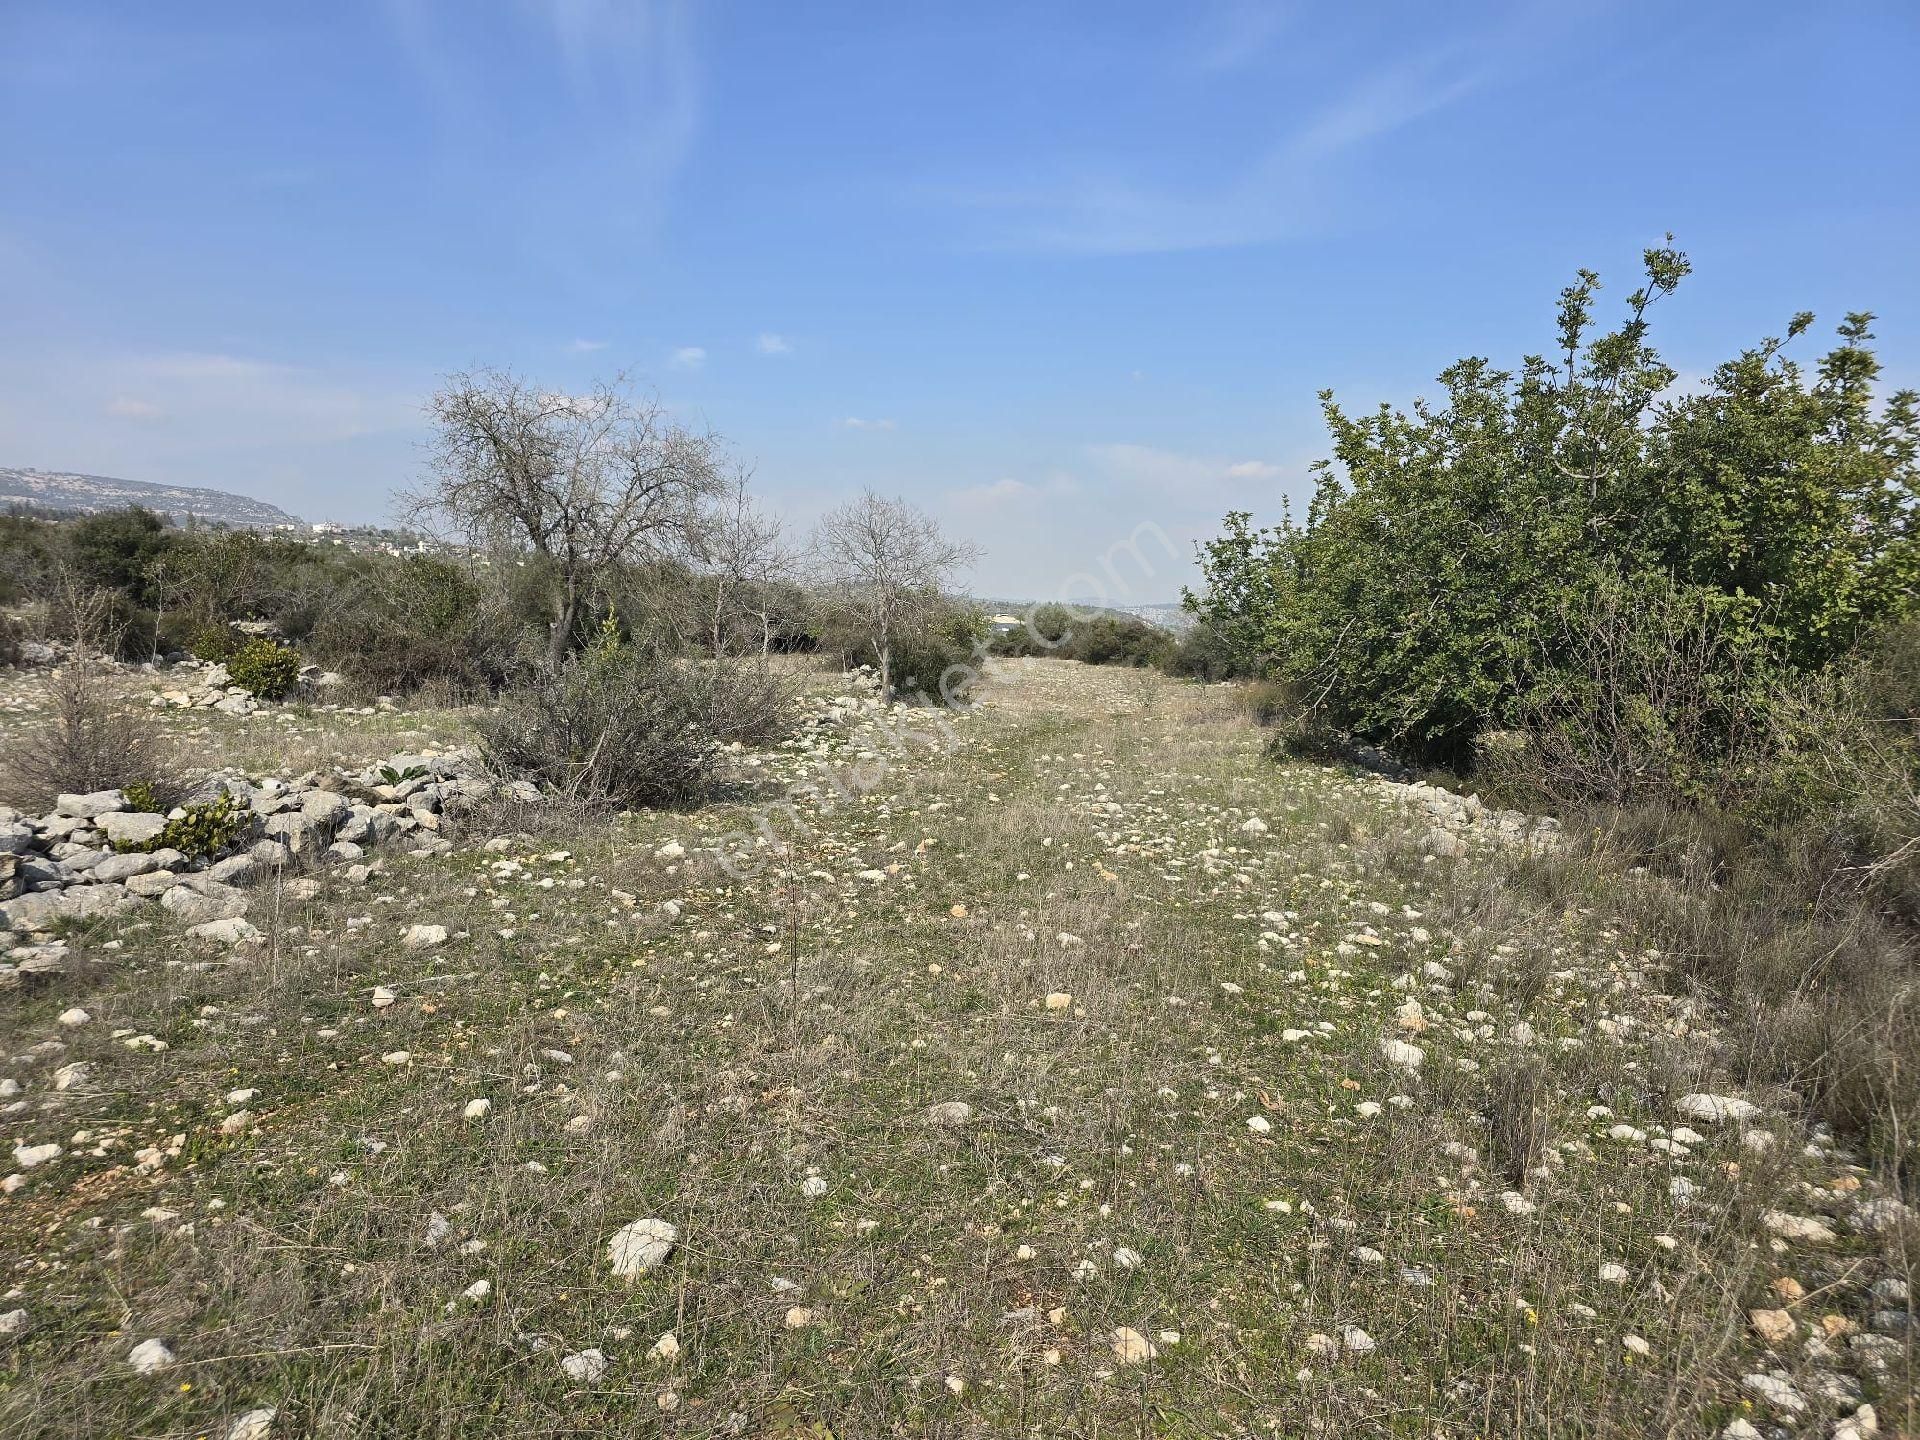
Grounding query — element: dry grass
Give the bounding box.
[0,660,1911,1437]
[0,664,190,813]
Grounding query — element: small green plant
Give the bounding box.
[123,792,246,859]
[377,764,428,786]
[189,622,238,663]
[227,637,303,700]
[122,779,165,813]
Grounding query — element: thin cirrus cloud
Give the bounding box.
[568,338,610,353]
[952,476,1033,506]
[107,396,166,422]
[755,332,792,356]
[950,472,1083,508]
[840,416,896,431]
[379,0,701,268]
[927,10,1556,255]
[669,345,707,370]
[1087,443,1287,490]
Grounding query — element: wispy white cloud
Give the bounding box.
[930,10,1557,254]
[106,396,166,422]
[1188,1,1294,73]
[670,345,707,370]
[840,416,896,431]
[755,332,792,356]
[1088,443,1292,490]
[568,337,609,352]
[952,476,1032,506]
[380,0,701,263]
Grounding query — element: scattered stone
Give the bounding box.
[403,924,449,950]
[608,1218,678,1277]
[1761,1210,1838,1244]
[1740,1371,1805,1413]
[1749,1308,1795,1346]
[189,917,263,945]
[1675,1093,1760,1126]
[560,1348,607,1383]
[127,1337,175,1374]
[1111,1327,1156,1364]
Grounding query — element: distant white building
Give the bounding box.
[312,521,344,535]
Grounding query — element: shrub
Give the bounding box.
[1189,248,1919,764]
[227,637,303,700]
[189,622,238,662]
[307,555,516,697]
[888,609,988,705]
[477,635,727,810]
[123,792,246,859]
[1159,616,1250,682]
[0,665,191,813]
[988,603,1075,658]
[1240,678,1300,729]
[1069,614,1173,668]
[1479,572,1772,810]
[65,507,174,606]
[690,659,795,746]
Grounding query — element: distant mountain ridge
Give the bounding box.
[0,465,300,529]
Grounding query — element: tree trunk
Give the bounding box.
[548,583,577,672]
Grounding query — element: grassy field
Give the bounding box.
[2,659,1911,1437]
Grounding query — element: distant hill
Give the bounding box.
[975,596,1193,632]
[0,466,300,529]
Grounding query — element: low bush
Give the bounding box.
[189,621,238,663]
[1239,678,1300,728]
[889,611,987,704]
[1158,616,1250,682]
[477,635,729,810]
[1484,617,1920,1171]
[123,792,246,859]
[0,665,192,813]
[307,555,517,698]
[227,637,303,699]
[690,659,795,745]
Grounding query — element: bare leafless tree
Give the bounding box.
[690,473,791,657]
[810,490,980,697]
[411,369,729,671]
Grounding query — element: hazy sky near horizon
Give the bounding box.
[4,2,1918,602]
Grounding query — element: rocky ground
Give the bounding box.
[0,659,1912,1438]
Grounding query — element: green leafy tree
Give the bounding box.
[1188,243,1919,765]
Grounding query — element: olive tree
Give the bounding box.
[413,369,729,670]
[811,489,979,698]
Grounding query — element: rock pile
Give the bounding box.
[1373,777,1561,857]
[147,657,341,717]
[0,748,502,975]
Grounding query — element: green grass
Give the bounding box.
[2,661,1910,1437]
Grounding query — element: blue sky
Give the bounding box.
[3,2,1917,602]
